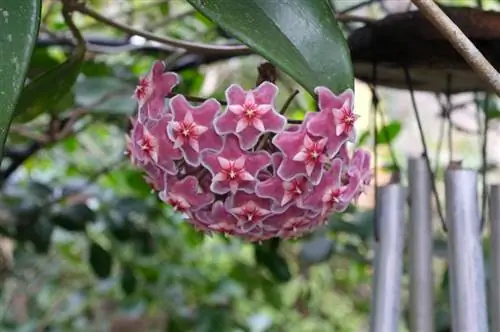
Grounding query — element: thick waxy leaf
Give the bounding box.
[0,0,41,160]
[186,0,353,95]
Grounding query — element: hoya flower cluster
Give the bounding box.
[127,61,372,241]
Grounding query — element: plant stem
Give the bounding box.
[403,67,447,232]
[73,3,251,55]
[411,0,500,95]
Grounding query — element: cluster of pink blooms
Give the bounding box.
[126,61,372,241]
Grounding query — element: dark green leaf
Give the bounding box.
[81,60,112,77]
[89,241,113,279]
[255,245,291,283]
[485,104,500,119]
[51,203,96,232]
[376,121,401,145]
[0,0,41,159]
[121,265,137,295]
[27,48,63,78]
[14,35,86,123]
[186,0,353,95]
[29,217,54,254]
[134,230,155,255]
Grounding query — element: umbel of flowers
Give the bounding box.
[127,61,372,242]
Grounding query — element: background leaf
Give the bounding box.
[185,0,353,95]
[14,38,86,123]
[376,121,401,144]
[0,0,41,159]
[89,241,113,279]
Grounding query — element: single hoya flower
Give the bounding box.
[134,61,179,108]
[228,192,273,233]
[159,175,214,212]
[261,205,315,239]
[315,87,359,141]
[255,154,310,209]
[195,200,240,236]
[306,105,351,158]
[273,125,329,185]
[167,95,223,166]
[142,163,167,192]
[130,121,159,164]
[130,115,182,174]
[215,82,286,150]
[300,158,360,216]
[202,134,271,194]
[346,149,372,202]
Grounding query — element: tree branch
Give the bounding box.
[411,0,500,95]
[72,3,252,56]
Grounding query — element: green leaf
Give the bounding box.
[186,0,353,95]
[89,241,113,279]
[29,217,54,254]
[51,203,96,232]
[357,130,370,146]
[0,0,41,160]
[14,30,86,123]
[255,245,291,283]
[376,121,401,144]
[121,265,138,295]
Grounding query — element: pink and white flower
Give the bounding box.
[215,82,286,150]
[167,95,223,166]
[128,62,371,241]
[202,134,271,194]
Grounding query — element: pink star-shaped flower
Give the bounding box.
[194,200,240,237]
[159,176,214,212]
[346,149,372,202]
[134,61,179,108]
[273,125,329,185]
[306,106,351,158]
[215,82,286,150]
[260,205,314,239]
[300,159,361,216]
[227,192,273,233]
[255,153,311,210]
[167,95,223,166]
[131,115,182,174]
[201,134,271,194]
[142,163,167,192]
[314,87,359,141]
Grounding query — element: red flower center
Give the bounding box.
[166,196,189,212]
[222,162,244,180]
[139,135,156,158]
[135,77,151,100]
[178,121,198,138]
[243,102,258,120]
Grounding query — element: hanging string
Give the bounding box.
[403,66,448,232]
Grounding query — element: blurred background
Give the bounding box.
[1,0,499,331]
